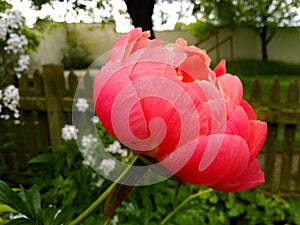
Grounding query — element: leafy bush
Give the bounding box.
[62,25,92,70]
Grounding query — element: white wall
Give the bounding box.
[30,23,300,71]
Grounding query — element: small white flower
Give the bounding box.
[110,215,119,225]
[99,158,116,176]
[0,21,8,40]
[82,159,91,167]
[3,10,23,30]
[61,124,78,141]
[105,140,122,154]
[95,178,104,187]
[13,110,20,119]
[90,115,100,124]
[105,140,128,157]
[81,134,98,150]
[3,85,20,111]
[14,54,30,73]
[1,114,10,120]
[14,120,20,125]
[75,98,89,112]
[4,33,28,54]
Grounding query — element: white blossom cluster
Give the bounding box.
[0,9,32,123]
[61,124,79,141]
[0,9,30,78]
[14,54,31,78]
[75,98,89,112]
[105,140,129,157]
[4,33,28,54]
[0,85,20,123]
[90,115,100,124]
[110,215,119,225]
[98,158,116,177]
[81,134,98,150]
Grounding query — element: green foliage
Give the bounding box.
[111,183,299,225]
[190,0,300,60]
[0,180,74,224]
[191,0,300,28]
[62,25,92,70]
[188,20,217,40]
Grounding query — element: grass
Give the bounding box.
[225,60,300,104]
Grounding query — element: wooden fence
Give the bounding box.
[0,64,300,196]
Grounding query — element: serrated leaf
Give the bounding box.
[0,181,31,218]
[4,218,33,225]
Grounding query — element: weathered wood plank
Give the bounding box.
[250,75,262,106]
[42,64,65,146]
[263,76,281,191]
[33,70,51,152]
[280,77,298,191]
[254,108,300,124]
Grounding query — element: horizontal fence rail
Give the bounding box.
[0,64,300,196]
[250,76,300,196]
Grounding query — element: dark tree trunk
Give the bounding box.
[124,0,155,39]
[260,26,268,61]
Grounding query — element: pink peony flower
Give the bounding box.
[93,28,267,192]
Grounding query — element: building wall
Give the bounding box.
[30,23,300,71]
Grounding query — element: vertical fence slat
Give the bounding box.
[84,71,93,99]
[297,155,300,192]
[250,75,262,106]
[280,77,299,191]
[68,70,79,98]
[263,76,281,191]
[43,64,65,147]
[33,70,50,152]
[19,74,38,158]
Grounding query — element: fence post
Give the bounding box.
[280,77,298,191]
[263,76,280,191]
[42,64,65,147]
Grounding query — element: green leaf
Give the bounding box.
[4,218,34,225]
[52,206,74,225]
[27,154,55,164]
[23,185,41,218]
[0,181,31,218]
[0,203,16,213]
[40,207,57,225]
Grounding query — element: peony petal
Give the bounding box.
[214,59,226,77]
[225,105,250,142]
[248,120,267,161]
[163,134,249,186]
[193,80,227,134]
[217,74,243,112]
[176,55,213,82]
[109,28,150,62]
[240,99,257,120]
[212,159,264,192]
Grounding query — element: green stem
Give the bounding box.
[160,188,213,225]
[68,155,138,225]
